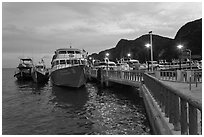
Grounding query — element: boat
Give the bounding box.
[94,58,117,70]
[118,58,140,70]
[32,59,49,83]
[50,47,88,88]
[14,57,34,80]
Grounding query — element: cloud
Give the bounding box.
[2,2,202,68]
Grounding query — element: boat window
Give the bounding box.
[66,60,71,64]
[81,60,85,65]
[109,63,116,66]
[23,60,32,64]
[58,51,67,54]
[67,51,75,54]
[56,60,59,65]
[78,60,81,64]
[99,63,107,66]
[36,66,43,69]
[75,51,81,54]
[73,60,79,64]
[60,60,66,64]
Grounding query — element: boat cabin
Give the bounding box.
[17,58,33,68]
[52,48,87,61]
[51,59,86,69]
[20,58,33,64]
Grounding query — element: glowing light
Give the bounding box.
[145,44,151,48]
[177,45,183,49]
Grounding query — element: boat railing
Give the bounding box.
[143,73,202,135]
[52,64,84,72]
[56,54,83,59]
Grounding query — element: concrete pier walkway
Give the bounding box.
[162,81,202,102]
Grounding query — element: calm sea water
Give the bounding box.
[2,68,151,135]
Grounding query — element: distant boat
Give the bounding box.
[118,58,140,70]
[50,47,88,88]
[14,58,34,80]
[94,58,117,70]
[31,59,49,83]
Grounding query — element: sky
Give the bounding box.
[2,2,202,68]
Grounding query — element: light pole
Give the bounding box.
[127,53,131,59]
[186,49,192,90]
[149,31,153,72]
[145,43,151,71]
[105,53,109,61]
[186,49,192,69]
[89,56,92,66]
[105,53,109,70]
[177,45,183,70]
[186,49,192,70]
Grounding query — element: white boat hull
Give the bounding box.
[50,65,87,88]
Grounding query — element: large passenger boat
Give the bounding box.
[50,47,88,88]
[14,58,34,80]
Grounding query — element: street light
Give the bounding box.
[177,45,183,70]
[127,53,131,58]
[106,53,109,58]
[177,45,183,49]
[186,49,192,90]
[105,53,110,70]
[145,44,151,70]
[147,31,153,72]
[145,43,151,48]
[186,49,192,70]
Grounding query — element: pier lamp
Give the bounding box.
[145,31,153,72]
[177,45,183,70]
[106,53,109,58]
[186,49,192,70]
[127,53,131,58]
[145,44,151,71]
[177,45,183,49]
[147,31,154,72]
[105,53,110,70]
[145,43,151,48]
[186,49,192,90]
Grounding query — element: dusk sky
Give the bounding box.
[2,2,202,68]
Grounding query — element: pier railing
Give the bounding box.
[89,69,144,82]
[156,70,202,83]
[107,70,144,82]
[143,73,202,135]
[89,68,97,78]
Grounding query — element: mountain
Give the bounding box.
[174,18,202,58]
[90,18,202,62]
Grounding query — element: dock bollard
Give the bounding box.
[97,68,103,86]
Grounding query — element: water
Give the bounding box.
[2,68,151,135]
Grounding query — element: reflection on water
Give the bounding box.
[49,85,93,135]
[3,69,151,135]
[84,84,151,135]
[14,80,49,95]
[51,86,89,108]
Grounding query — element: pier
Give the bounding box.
[88,68,202,135]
